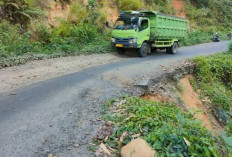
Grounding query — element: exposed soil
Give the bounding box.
[178,75,223,133]
[47,0,119,27]
[49,2,70,26]
[172,0,186,18]
[140,73,223,134]
[0,53,125,94]
[141,94,171,103]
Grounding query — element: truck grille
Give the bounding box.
[115,38,130,44]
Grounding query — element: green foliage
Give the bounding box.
[176,84,184,93]
[0,0,44,25]
[189,77,198,91]
[184,0,232,29]
[68,0,88,24]
[0,0,231,67]
[0,21,31,58]
[0,20,112,64]
[103,97,221,156]
[117,0,144,11]
[229,42,232,53]
[0,0,113,65]
[182,30,227,46]
[193,54,232,111]
[144,0,175,14]
[192,52,232,155]
[221,131,232,155]
[225,119,232,136]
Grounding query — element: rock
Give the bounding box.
[121,138,157,157]
[73,143,80,148]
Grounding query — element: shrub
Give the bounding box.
[182,30,227,46]
[117,0,144,11]
[229,42,232,53]
[193,54,232,111]
[184,0,232,28]
[68,0,88,24]
[103,97,221,156]
[0,21,31,58]
[0,0,44,25]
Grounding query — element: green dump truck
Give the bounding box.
[111,11,188,57]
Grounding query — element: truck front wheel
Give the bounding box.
[139,42,149,57]
[116,48,125,54]
[168,42,178,54]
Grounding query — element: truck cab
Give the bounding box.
[112,12,151,56]
[111,11,188,57]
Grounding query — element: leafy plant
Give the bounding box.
[0,0,44,25]
[117,0,144,11]
[193,54,232,111]
[181,30,228,46]
[229,42,232,53]
[103,97,222,157]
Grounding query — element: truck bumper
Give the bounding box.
[112,43,137,48]
[112,38,137,48]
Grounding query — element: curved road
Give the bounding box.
[0,41,230,157]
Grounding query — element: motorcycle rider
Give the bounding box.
[213,32,220,42]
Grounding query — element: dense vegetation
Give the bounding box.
[102,97,229,157]
[0,0,232,67]
[190,46,232,155]
[194,53,232,112]
[185,0,232,29]
[0,0,112,63]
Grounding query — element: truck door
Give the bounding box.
[138,19,150,47]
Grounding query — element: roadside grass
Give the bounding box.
[0,20,229,69]
[0,20,113,68]
[102,97,225,157]
[181,30,228,46]
[193,52,232,112]
[190,49,232,153]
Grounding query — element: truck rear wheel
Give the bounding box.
[139,42,149,57]
[116,48,125,54]
[168,42,178,54]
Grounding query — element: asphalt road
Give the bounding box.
[0,41,230,157]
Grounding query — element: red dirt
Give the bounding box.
[142,94,170,103]
[142,75,223,134]
[49,2,70,26]
[179,75,223,133]
[172,0,186,18]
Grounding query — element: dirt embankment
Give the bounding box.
[139,62,223,134]
[178,75,223,132]
[172,0,186,18]
[48,0,119,26]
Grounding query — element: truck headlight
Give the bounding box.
[129,38,137,44]
[111,38,115,43]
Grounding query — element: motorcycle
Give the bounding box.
[213,36,220,42]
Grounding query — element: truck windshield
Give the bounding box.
[114,17,139,30]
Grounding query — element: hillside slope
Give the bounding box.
[0,0,231,67]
